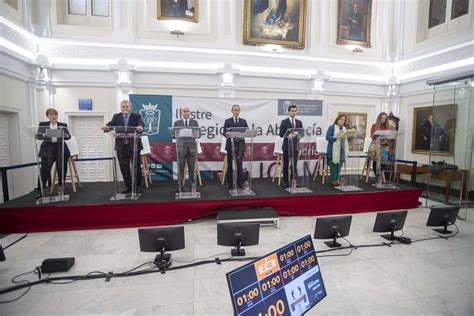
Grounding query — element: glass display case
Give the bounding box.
[425,73,473,220]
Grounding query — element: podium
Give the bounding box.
[226,127,258,197]
[372,130,404,189]
[29,125,70,205]
[335,129,365,192]
[283,128,312,194]
[170,126,201,199]
[107,126,141,200]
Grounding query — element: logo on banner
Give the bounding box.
[213,145,224,159]
[139,103,161,135]
[163,145,173,160]
[261,145,271,159]
[282,100,292,114]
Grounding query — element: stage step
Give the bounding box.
[217,207,280,228]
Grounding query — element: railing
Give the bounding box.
[0,157,114,202]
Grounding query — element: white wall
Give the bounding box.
[53,86,117,118]
[0,74,36,200]
[1,0,473,200]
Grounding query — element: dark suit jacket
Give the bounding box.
[173,118,200,153]
[173,118,199,131]
[223,117,249,152]
[37,121,71,158]
[162,0,188,18]
[106,112,144,151]
[279,117,303,151]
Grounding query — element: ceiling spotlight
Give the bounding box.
[352,47,363,54]
[170,30,185,37]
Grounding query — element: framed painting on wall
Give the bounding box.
[243,0,307,49]
[158,0,198,23]
[339,112,367,152]
[336,0,372,47]
[412,104,456,155]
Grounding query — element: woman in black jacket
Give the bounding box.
[36,108,71,197]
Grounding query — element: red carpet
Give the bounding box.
[0,189,422,233]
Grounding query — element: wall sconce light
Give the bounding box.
[170,30,185,37]
[352,47,363,54]
[386,84,396,96]
[37,66,50,83]
[38,66,45,80]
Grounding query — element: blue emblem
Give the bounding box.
[139,103,161,135]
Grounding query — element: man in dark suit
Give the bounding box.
[279,104,303,188]
[223,104,249,190]
[36,108,71,197]
[161,0,188,18]
[346,3,363,41]
[103,100,144,194]
[173,106,200,192]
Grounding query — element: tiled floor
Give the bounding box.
[0,203,473,315]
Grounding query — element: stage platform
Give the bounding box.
[0,178,422,233]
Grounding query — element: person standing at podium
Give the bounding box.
[223,104,248,189]
[173,106,199,192]
[370,112,390,177]
[102,100,144,194]
[36,108,71,198]
[279,104,303,188]
[326,114,349,186]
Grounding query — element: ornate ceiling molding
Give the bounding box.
[1,16,472,93]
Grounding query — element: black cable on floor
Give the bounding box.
[0,267,48,304]
[2,234,28,250]
[0,255,260,298]
[0,225,461,301]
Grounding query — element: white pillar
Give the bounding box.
[383,76,400,116]
[111,59,135,111]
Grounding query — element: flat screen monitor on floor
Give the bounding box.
[217,223,259,256]
[426,205,460,234]
[314,215,352,248]
[226,235,327,316]
[373,210,408,241]
[138,226,185,266]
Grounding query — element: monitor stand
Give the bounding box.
[433,220,452,234]
[154,246,172,269]
[231,240,246,256]
[380,229,397,241]
[324,233,342,248]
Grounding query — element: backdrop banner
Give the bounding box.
[130,95,324,180]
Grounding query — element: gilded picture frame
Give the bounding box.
[157,0,198,23]
[336,0,372,48]
[339,112,368,152]
[243,0,307,49]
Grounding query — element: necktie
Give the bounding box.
[124,115,129,126]
[235,118,239,125]
[185,120,188,127]
[291,118,295,128]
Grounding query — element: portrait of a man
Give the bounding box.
[158,0,198,22]
[243,0,307,49]
[412,105,456,155]
[337,0,372,47]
